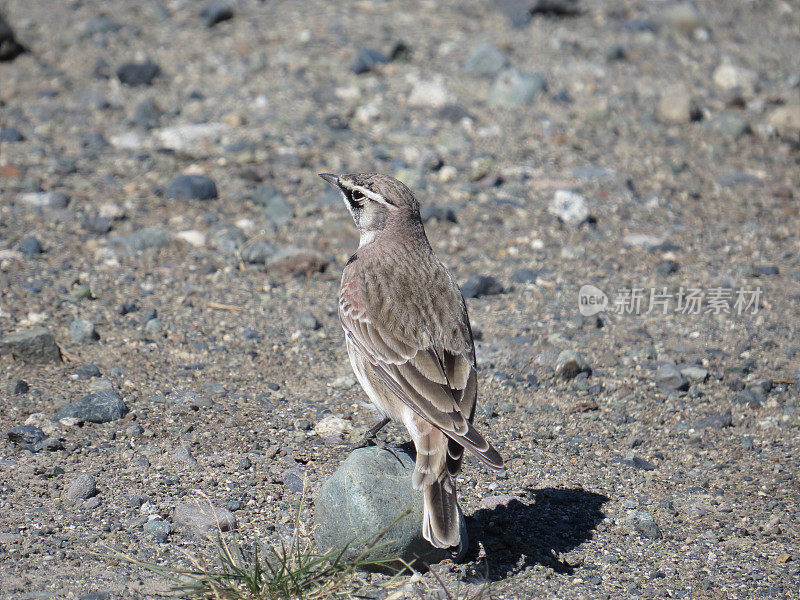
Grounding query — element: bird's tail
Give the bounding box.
[422,472,460,549]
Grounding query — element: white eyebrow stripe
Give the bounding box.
[352,185,392,207]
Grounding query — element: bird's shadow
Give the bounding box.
[465,488,609,580]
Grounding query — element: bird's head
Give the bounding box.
[319,172,422,246]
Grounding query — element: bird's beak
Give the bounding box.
[318,173,339,187]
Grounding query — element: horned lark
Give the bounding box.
[320,172,503,549]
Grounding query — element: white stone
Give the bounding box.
[407,78,450,108]
[152,123,229,153]
[712,63,758,93]
[549,190,588,226]
[175,230,206,247]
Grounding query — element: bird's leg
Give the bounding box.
[348,417,391,451]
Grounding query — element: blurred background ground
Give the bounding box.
[1,1,799,598]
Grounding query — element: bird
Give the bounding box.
[319,172,503,550]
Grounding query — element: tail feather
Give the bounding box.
[422,474,460,549]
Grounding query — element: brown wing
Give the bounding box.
[339,266,503,469]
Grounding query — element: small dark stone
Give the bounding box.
[351,47,389,74]
[239,327,258,340]
[7,425,46,450]
[116,61,161,86]
[55,389,129,423]
[74,363,102,379]
[733,388,764,407]
[165,175,218,200]
[37,436,63,452]
[1,328,62,363]
[8,379,29,395]
[130,98,162,129]
[283,469,305,493]
[0,126,24,142]
[755,265,779,276]
[693,410,733,430]
[0,15,26,61]
[606,45,626,61]
[82,132,110,150]
[82,216,112,235]
[119,302,138,315]
[461,275,503,298]
[140,308,157,324]
[656,259,680,276]
[511,268,539,284]
[655,363,689,391]
[18,236,43,256]
[297,310,321,330]
[240,240,275,263]
[200,2,234,27]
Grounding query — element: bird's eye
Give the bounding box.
[351,190,365,203]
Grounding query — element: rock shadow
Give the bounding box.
[466,487,609,579]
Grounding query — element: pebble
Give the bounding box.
[767,105,800,140]
[6,425,46,450]
[712,62,758,93]
[153,123,229,153]
[680,366,708,384]
[165,175,218,201]
[314,446,465,566]
[257,189,293,225]
[658,2,704,35]
[549,190,589,226]
[351,47,389,74]
[173,445,198,466]
[143,519,171,538]
[655,363,689,391]
[1,328,62,363]
[746,378,772,395]
[18,191,70,209]
[173,501,237,534]
[297,310,321,330]
[733,388,764,407]
[267,247,329,277]
[55,390,129,424]
[8,379,29,395]
[18,236,43,256]
[144,318,162,335]
[555,350,592,380]
[331,375,356,390]
[314,416,352,443]
[625,511,660,539]
[116,61,161,86]
[704,111,750,138]
[176,230,206,248]
[0,126,24,142]
[130,98,162,129]
[124,227,171,251]
[656,259,680,276]
[82,132,110,150]
[657,85,693,124]
[83,216,112,234]
[461,274,503,299]
[64,474,98,503]
[200,2,234,27]
[209,223,246,255]
[488,68,547,106]
[693,410,732,430]
[83,14,121,36]
[407,78,450,108]
[0,15,25,61]
[464,42,508,78]
[70,320,99,344]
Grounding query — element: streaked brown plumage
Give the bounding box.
[320,172,503,549]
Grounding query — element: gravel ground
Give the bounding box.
[1,1,799,598]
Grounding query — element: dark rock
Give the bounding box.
[351,47,389,74]
[733,388,764,407]
[7,425,46,450]
[83,216,113,234]
[209,223,246,255]
[754,265,779,276]
[1,328,62,363]
[38,436,63,452]
[8,379,29,395]
[656,260,680,276]
[693,410,732,430]
[747,378,772,395]
[200,2,234,27]
[625,510,660,539]
[116,61,161,86]
[437,103,473,123]
[74,363,102,379]
[461,275,503,298]
[81,132,110,150]
[655,363,689,391]
[0,126,24,142]
[511,268,539,284]
[283,469,304,494]
[70,319,99,343]
[240,327,258,340]
[165,174,218,200]
[0,15,26,61]
[130,98,162,130]
[555,350,591,380]
[18,236,43,256]
[55,390,129,423]
[315,446,466,567]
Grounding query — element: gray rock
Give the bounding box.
[555,350,591,380]
[315,446,466,566]
[200,2,234,27]
[168,389,214,409]
[83,14,122,36]
[8,379,29,395]
[657,85,693,124]
[464,42,508,78]
[1,328,62,363]
[655,363,689,391]
[704,112,750,138]
[165,175,218,201]
[656,259,680,276]
[18,236,43,256]
[18,191,70,209]
[549,190,588,226]
[83,216,112,234]
[174,501,237,534]
[144,318,162,335]
[746,378,772,395]
[70,320,99,344]
[260,190,293,226]
[351,47,389,74]
[130,98,162,129]
[718,172,761,187]
[733,388,764,406]
[240,240,275,263]
[461,275,503,299]
[7,425,46,450]
[210,223,246,255]
[143,519,171,537]
[625,510,660,539]
[65,474,98,502]
[693,410,732,430]
[82,132,110,150]
[125,227,171,251]
[39,436,63,452]
[488,68,547,107]
[511,268,539,284]
[55,390,129,423]
[658,2,705,35]
[173,445,198,466]
[297,310,321,330]
[680,366,708,384]
[116,61,161,86]
[0,126,24,142]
